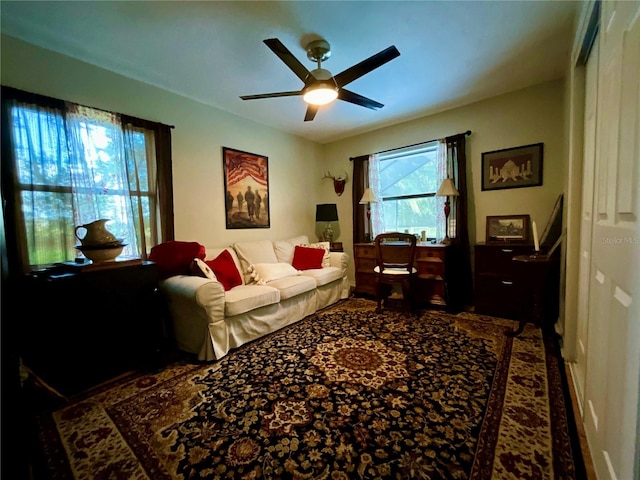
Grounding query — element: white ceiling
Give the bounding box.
[1,1,579,144]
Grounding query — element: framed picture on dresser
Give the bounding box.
[485,214,530,244]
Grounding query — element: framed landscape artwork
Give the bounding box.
[481,143,543,191]
[223,147,270,229]
[485,214,531,244]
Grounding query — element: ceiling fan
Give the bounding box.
[240,38,400,122]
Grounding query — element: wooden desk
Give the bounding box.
[354,243,457,310]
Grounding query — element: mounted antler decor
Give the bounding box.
[322,170,349,196]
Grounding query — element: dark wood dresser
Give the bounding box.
[473,243,534,319]
[354,243,455,310]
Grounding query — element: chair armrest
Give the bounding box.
[329,251,349,275]
[159,275,226,357]
[161,274,224,308]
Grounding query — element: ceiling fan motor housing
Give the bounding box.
[306,39,331,63]
[310,68,332,81]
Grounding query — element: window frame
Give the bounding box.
[1,86,174,275]
[375,141,440,236]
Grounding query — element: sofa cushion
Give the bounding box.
[224,284,280,317]
[206,249,243,291]
[299,266,345,287]
[234,240,279,283]
[274,235,310,263]
[190,258,217,280]
[266,275,317,300]
[149,241,206,279]
[301,241,331,268]
[248,262,300,285]
[292,245,325,270]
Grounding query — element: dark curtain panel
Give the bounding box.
[447,133,473,309]
[121,115,174,245]
[351,155,368,244]
[155,125,175,242]
[122,115,175,243]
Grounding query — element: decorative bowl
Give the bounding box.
[77,239,125,250]
[76,244,126,263]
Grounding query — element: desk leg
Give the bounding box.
[507,320,527,337]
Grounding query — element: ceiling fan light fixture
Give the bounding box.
[303,82,338,105]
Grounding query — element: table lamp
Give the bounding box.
[315,204,339,242]
[436,178,460,245]
[359,188,378,242]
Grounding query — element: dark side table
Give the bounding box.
[20,260,166,396]
[508,252,560,337]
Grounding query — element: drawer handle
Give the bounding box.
[501,280,514,285]
[501,248,514,253]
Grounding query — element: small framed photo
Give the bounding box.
[481,143,543,191]
[485,214,531,244]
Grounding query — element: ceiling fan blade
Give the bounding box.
[338,89,384,110]
[240,90,302,100]
[263,38,311,83]
[304,105,319,122]
[333,46,400,88]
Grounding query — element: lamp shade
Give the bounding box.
[315,203,339,222]
[359,188,379,204]
[436,178,460,197]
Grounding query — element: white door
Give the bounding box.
[573,33,599,408]
[583,2,640,479]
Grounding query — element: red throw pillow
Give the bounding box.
[149,241,206,279]
[292,245,325,270]
[206,249,242,291]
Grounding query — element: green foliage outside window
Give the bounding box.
[378,145,439,237]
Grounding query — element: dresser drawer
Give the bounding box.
[415,247,446,262]
[474,274,523,319]
[354,244,376,259]
[356,257,376,273]
[354,272,377,295]
[475,244,532,275]
[415,277,446,306]
[415,245,446,278]
[416,260,444,278]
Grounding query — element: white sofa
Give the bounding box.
[160,235,350,361]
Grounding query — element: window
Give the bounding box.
[375,142,441,238]
[1,87,173,273]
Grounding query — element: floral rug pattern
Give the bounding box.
[37,298,579,479]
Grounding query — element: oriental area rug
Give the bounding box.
[35,298,584,479]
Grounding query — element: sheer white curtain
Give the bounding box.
[368,153,385,239]
[436,139,448,242]
[123,123,157,256]
[66,103,137,255]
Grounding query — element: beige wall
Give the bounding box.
[323,80,566,282]
[3,35,566,287]
[1,34,324,251]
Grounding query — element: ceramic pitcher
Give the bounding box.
[74,219,117,246]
